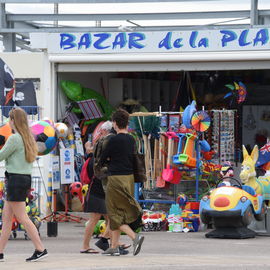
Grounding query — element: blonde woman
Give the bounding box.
[0,108,47,262]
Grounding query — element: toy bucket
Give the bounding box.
[169,168,182,184]
[162,164,174,182]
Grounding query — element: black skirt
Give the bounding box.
[5,171,31,202]
[84,191,107,214]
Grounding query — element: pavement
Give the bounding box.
[1,217,270,270]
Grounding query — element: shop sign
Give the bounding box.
[45,28,270,54]
[52,155,60,190]
[60,148,75,184]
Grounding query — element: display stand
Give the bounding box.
[134,140,202,204]
[133,110,202,204]
[42,185,87,223]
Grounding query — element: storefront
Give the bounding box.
[1,27,270,218]
[30,27,270,146]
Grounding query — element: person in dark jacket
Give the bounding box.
[81,121,130,255]
[100,109,144,257]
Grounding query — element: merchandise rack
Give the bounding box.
[133,111,203,205]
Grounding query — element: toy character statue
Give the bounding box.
[218,161,234,187]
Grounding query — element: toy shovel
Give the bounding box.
[162,134,174,182]
[173,134,185,165]
[178,133,196,167]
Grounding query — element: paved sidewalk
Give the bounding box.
[1,221,270,270]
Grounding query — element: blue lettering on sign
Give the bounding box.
[189,31,198,48]
[93,33,111,49]
[159,32,172,50]
[198,38,208,48]
[173,38,183,48]
[78,33,91,49]
[60,33,76,50]
[112,33,127,49]
[58,28,270,52]
[253,29,269,46]
[65,169,71,179]
[220,30,237,47]
[128,33,145,49]
[239,30,252,46]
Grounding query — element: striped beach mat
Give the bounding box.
[66,111,80,126]
[77,99,103,120]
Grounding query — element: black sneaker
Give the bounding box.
[95,237,109,251]
[0,253,4,262]
[26,249,48,262]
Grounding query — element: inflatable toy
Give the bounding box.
[0,122,12,149]
[43,117,54,127]
[182,100,196,129]
[240,145,270,197]
[60,80,114,123]
[93,219,106,235]
[69,182,83,203]
[82,184,88,197]
[30,120,58,155]
[69,182,82,196]
[55,122,68,139]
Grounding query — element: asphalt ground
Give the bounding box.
[1,219,270,270]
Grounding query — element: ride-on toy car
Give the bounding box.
[199,177,266,238]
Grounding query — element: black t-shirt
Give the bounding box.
[100,133,135,175]
[87,156,105,198]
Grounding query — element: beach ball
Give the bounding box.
[69,182,82,197]
[55,122,68,139]
[30,120,57,155]
[43,117,54,127]
[0,122,12,149]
